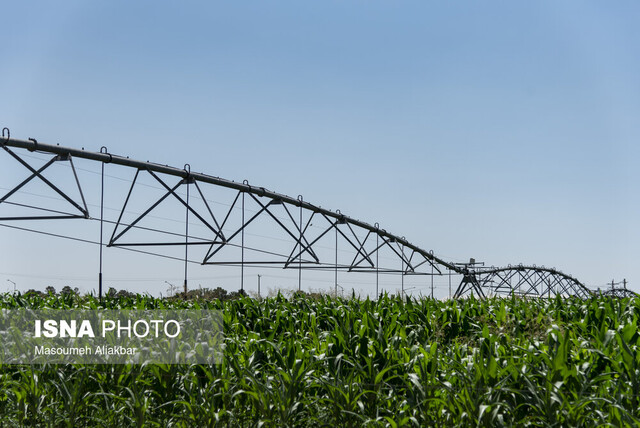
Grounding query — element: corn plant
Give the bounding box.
[0,291,638,426]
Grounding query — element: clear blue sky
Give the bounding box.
[1,1,638,296]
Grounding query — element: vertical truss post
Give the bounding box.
[401,245,405,296]
[98,147,108,299]
[335,224,338,297]
[184,165,191,294]
[241,191,245,293]
[375,223,379,297]
[510,275,514,298]
[298,196,302,291]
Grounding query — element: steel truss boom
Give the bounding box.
[601,288,638,298]
[0,135,459,276]
[1,130,611,299]
[453,265,593,299]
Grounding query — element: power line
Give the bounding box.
[0,223,201,264]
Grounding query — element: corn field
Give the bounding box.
[0,291,638,427]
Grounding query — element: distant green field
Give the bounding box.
[0,291,638,427]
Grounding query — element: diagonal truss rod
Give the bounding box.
[1,146,89,219]
[109,169,227,246]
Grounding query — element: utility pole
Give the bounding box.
[610,279,622,291]
[257,275,261,299]
[430,250,434,299]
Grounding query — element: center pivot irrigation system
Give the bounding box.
[0,128,633,299]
